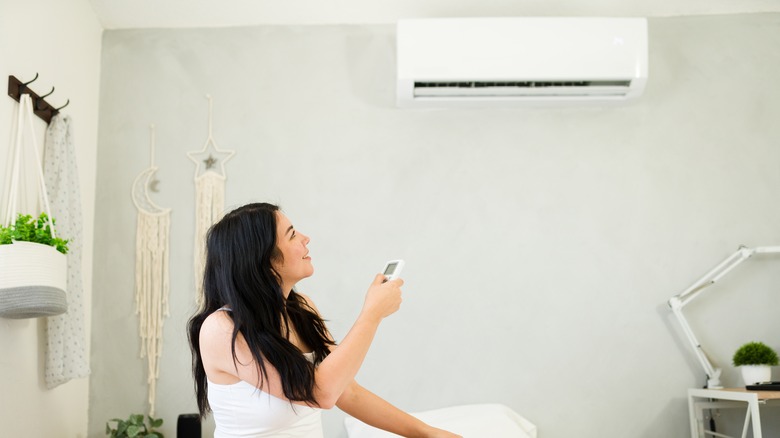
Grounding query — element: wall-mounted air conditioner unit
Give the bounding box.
[396,17,648,108]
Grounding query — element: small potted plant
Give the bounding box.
[733,341,779,385]
[0,212,69,318]
[105,414,164,438]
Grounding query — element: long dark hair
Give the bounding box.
[187,202,334,416]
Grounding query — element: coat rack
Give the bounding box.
[7,73,70,124]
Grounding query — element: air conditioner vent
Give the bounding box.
[413,80,633,98]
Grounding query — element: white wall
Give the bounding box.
[90,15,780,438]
[0,0,102,437]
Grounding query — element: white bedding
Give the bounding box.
[344,403,537,438]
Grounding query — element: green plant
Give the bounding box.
[0,212,69,254]
[105,414,164,438]
[733,341,779,366]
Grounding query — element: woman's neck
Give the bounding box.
[280,281,293,299]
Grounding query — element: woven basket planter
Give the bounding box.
[0,241,67,319]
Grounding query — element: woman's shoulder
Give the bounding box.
[200,309,236,344]
[199,308,253,384]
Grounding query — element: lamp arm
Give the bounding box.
[670,304,722,388]
[754,246,780,254]
[673,246,780,307]
[673,247,750,307]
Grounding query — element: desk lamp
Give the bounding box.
[668,245,780,389]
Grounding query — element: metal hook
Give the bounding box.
[18,72,39,95]
[36,87,55,110]
[40,86,55,99]
[53,99,70,112]
[22,73,39,86]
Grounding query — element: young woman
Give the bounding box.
[188,203,460,437]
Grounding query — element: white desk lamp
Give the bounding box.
[668,245,780,389]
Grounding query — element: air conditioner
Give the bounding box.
[396,17,648,107]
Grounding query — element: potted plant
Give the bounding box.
[0,212,69,318]
[733,341,779,385]
[105,414,164,438]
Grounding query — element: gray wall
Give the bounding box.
[90,14,780,437]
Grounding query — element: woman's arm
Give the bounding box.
[307,274,403,408]
[337,381,462,438]
[303,289,460,437]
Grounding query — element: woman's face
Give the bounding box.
[272,211,313,292]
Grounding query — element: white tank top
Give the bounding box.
[208,379,323,438]
[208,312,323,438]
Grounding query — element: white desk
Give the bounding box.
[688,388,780,438]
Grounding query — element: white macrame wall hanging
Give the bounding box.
[131,125,171,416]
[187,95,234,306]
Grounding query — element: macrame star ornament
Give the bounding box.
[187,95,235,306]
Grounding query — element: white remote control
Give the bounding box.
[381,260,404,282]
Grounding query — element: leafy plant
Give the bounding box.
[0,212,69,254]
[733,341,779,366]
[105,414,164,438]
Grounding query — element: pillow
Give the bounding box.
[344,403,537,438]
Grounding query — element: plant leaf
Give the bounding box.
[116,422,128,435]
[128,424,145,437]
[0,212,70,253]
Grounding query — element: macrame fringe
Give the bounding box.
[135,209,170,416]
[194,173,226,307]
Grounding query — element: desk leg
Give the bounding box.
[689,395,704,438]
[740,405,751,438]
[749,398,762,438]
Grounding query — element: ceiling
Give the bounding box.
[90,0,780,29]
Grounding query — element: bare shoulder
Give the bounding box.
[199,311,237,361]
[199,310,236,348]
[199,310,250,383]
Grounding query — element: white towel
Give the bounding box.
[42,114,91,389]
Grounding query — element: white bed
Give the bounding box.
[344,403,537,438]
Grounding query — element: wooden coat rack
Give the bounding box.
[7,73,69,124]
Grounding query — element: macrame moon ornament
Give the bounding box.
[187,95,234,307]
[131,125,171,416]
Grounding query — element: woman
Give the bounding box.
[188,203,459,437]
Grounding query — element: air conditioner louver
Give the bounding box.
[413,80,634,98]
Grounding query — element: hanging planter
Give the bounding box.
[0,94,70,319]
[0,214,69,318]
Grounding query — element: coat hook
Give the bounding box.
[18,72,39,95]
[40,87,54,99]
[22,73,39,86]
[54,99,70,112]
[36,87,55,110]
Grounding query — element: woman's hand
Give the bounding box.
[361,274,403,322]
